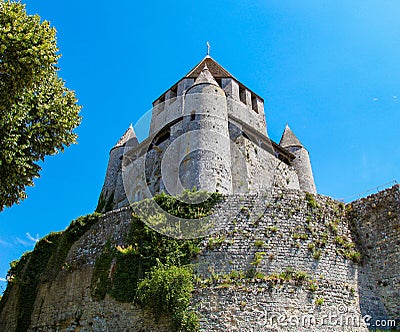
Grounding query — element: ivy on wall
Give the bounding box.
[0,213,101,331]
[90,190,222,331]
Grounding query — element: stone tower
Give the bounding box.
[279,124,316,193]
[177,64,232,194]
[98,125,138,212]
[98,55,318,209]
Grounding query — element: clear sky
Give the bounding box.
[0,0,399,292]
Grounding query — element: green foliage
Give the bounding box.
[328,221,339,234]
[315,297,324,306]
[111,213,202,303]
[267,225,278,232]
[44,213,101,281]
[305,192,319,209]
[153,190,222,219]
[334,235,354,249]
[308,281,318,292]
[251,252,266,266]
[131,190,222,238]
[0,213,100,329]
[312,249,322,260]
[0,251,32,315]
[292,233,308,240]
[95,191,115,213]
[229,270,245,279]
[90,191,221,331]
[137,263,199,331]
[91,240,113,301]
[207,235,226,249]
[15,232,62,331]
[245,267,256,279]
[0,1,81,210]
[333,234,361,262]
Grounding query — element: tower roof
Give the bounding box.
[185,55,235,79]
[113,124,138,149]
[153,55,263,105]
[193,64,220,86]
[279,124,303,148]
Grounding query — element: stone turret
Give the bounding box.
[97,125,138,212]
[176,64,232,194]
[280,125,316,194]
[98,56,319,204]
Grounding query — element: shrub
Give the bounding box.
[136,263,198,331]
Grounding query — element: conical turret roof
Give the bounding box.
[114,124,138,149]
[193,64,219,86]
[279,124,303,148]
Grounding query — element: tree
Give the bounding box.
[0,1,81,211]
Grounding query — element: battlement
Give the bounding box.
[98,56,317,212]
[150,56,266,136]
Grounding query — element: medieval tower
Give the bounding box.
[0,55,398,332]
[98,55,317,212]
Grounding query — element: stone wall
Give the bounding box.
[232,136,299,192]
[349,184,400,327]
[193,189,367,331]
[1,187,398,331]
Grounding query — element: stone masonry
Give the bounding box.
[1,186,398,331]
[98,56,317,213]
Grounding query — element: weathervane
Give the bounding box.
[206,41,210,56]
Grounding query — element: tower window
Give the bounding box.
[190,113,196,121]
[239,85,247,104]
[251,94,259,113]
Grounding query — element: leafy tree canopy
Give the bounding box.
[0,1,81,211]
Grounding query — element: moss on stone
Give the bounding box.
[0,213,101,331]
[90,190,221,332]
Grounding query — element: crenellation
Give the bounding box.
[1,55,398,331]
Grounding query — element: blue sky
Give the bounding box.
[0,0,399,292]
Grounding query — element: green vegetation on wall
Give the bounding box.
[95,190,114,213]
[0,213,100,331]
[90,190,222,331]
[137,263,199,331]
[296,193,362,263]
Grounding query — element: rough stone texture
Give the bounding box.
[99,128,139,212]
[232,136,299,192]
[98,56,316,211]
[30,267,172,332]
[349,184,400,327]
[287,146,317,194]
[2,56,397,331]
[1,187,398,331]
[178,80,232,194]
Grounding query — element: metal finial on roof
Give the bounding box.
[206,41,210,56]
